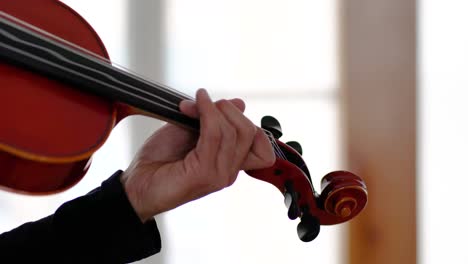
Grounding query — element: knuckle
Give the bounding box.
[205,123,222,142]
[227,175,238,187]
[223,173,238,188]
[239,122,257,140]
[247,123,257,138]
[216,99,230,110]
[225,125,237,140]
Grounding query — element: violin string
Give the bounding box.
[2,34,288,159]
[0,19,194,122]
[0,11,194,103]
[1,11,289,159]
[0,29,183,110]
[0,41,186,117]
[272,140,286,160]
[263,130,287,160]
[3,29,287,158]
[0,11,192,102]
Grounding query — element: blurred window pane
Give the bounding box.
[419,1,468,264]
[161,1,342,264]
[165,0,338,96]
[0,1,342,264]
[162,98,342,264]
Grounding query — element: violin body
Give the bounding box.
[0,0,367,241]
[0,0,127,193]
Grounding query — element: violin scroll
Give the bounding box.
[247,116,368,242]
[320,171,368,219]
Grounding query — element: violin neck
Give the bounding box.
[0,12,199,130]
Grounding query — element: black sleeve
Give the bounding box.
[0,170,161,263]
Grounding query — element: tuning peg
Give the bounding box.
[297,213,321,242]
[261,116,282,139]
[284,181,300,220]
[286,141,302,155]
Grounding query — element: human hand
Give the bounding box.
[121,89,275,222]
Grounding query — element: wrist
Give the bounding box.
[120,171,151,223]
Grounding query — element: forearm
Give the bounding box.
[0,170,161,263]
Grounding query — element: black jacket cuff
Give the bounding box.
[53,170,161,263]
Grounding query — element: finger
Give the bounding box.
[180,98,246,119]
[207,100,245,185]
[228,98,246,112]
[196,92,238,188]
[179,100,199,118]
[195,89,223,165]
[241,129,276,170]
[217,100,257,183]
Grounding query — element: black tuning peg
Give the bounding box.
[284,181,300,220]
[286,141,302,155]
[261,116,282,139]
[297,213,321,242]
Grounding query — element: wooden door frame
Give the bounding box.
[338,0,417,263]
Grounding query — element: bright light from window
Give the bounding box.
[0,2,342,264]
[165,0,337,96]
[160,1,342,264]
[419,1,468,263]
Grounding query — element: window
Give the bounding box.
[160,1,343,263]
[0,1,344,263]
[419,1,468,263]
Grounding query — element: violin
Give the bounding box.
[0,0,367,242]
